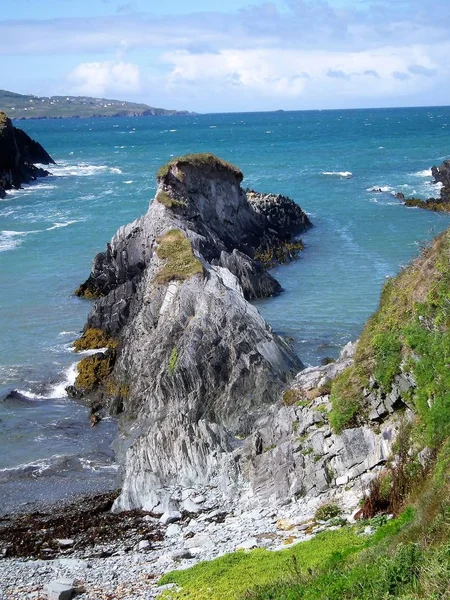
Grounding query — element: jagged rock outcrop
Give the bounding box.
[238,342,411,510]
[399,158,450,212]
[74,153,311,513]
[0,111,54,197]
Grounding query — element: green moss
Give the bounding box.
[74,283,104,300]
[282,389,304,406]
[314,503,342,521]
[75,353,115,392]
[154,229,203,284]
[263,444,277,453]
[73,328,119,352]
[157,153,243,182]
[103,377,130,400]
[255,240,304,268]
[168,347,179,375]
[156,190,185,209]
[0,111,9,128]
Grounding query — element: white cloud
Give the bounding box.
[67,60,141,96]
[160,44,443,109]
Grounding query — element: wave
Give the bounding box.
[47,362,78,398]
[46,220,80,231]
[0,452,118,484]
[411,169,432,177]
[43,162,124,177]
[366,186,393,193]
[0,229,40,252]
[12,362,78,402]
[322,171,352,178]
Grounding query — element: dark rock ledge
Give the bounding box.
[0,111,54,198]
[396,159,450,212]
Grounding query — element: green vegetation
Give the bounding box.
[156,153,243,182]
[103,377,130,401]
[314,502,342,521]
[74,283,105,300]
[0,110,8,128]
[154,229,203,284]
[0,89,187,120]
[282,389,305,407]
[75,353,115,392]
[73,328,118,352]
[168,348,179,375]
[159,527,367,600]
[158,228,450,600]
[330,230,450,434]
[156,190,185,209]
[159,478,450,600]
[255,240,304,268]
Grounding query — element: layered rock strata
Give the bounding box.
[0,111,54,197]
[74,153,311,513]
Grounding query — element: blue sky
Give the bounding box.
[1,0,449,112]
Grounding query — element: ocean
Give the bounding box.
[1,107,450,513]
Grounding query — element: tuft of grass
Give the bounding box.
[73,328,118,352]
[157,153,243,182]
[154,229,203,284]
[156,190,185,209]
[314,503,342,521]
[168,347,179,375]
[282,388,305,407]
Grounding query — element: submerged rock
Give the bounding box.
[0,111,54,197]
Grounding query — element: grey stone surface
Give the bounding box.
[45,580,74,600]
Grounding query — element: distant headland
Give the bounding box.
[0,89,192,120]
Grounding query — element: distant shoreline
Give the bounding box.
[11,112,194,121]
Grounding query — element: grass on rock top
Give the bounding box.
[156,153,243,182]
[154,229,203,284]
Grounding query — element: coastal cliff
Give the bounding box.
[0,111,54,197]
[74,151,450,535]
[74,153,310,513]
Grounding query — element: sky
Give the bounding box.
[1,0,449,112]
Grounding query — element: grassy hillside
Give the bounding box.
[0,89,190,120]
[158,229,450,600]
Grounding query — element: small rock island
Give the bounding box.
[0,111,54,198]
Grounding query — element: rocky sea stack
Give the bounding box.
[0,111,55,198]
[73,153,311,513]
[398,159,450,212]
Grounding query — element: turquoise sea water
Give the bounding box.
[1,107,450,512]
